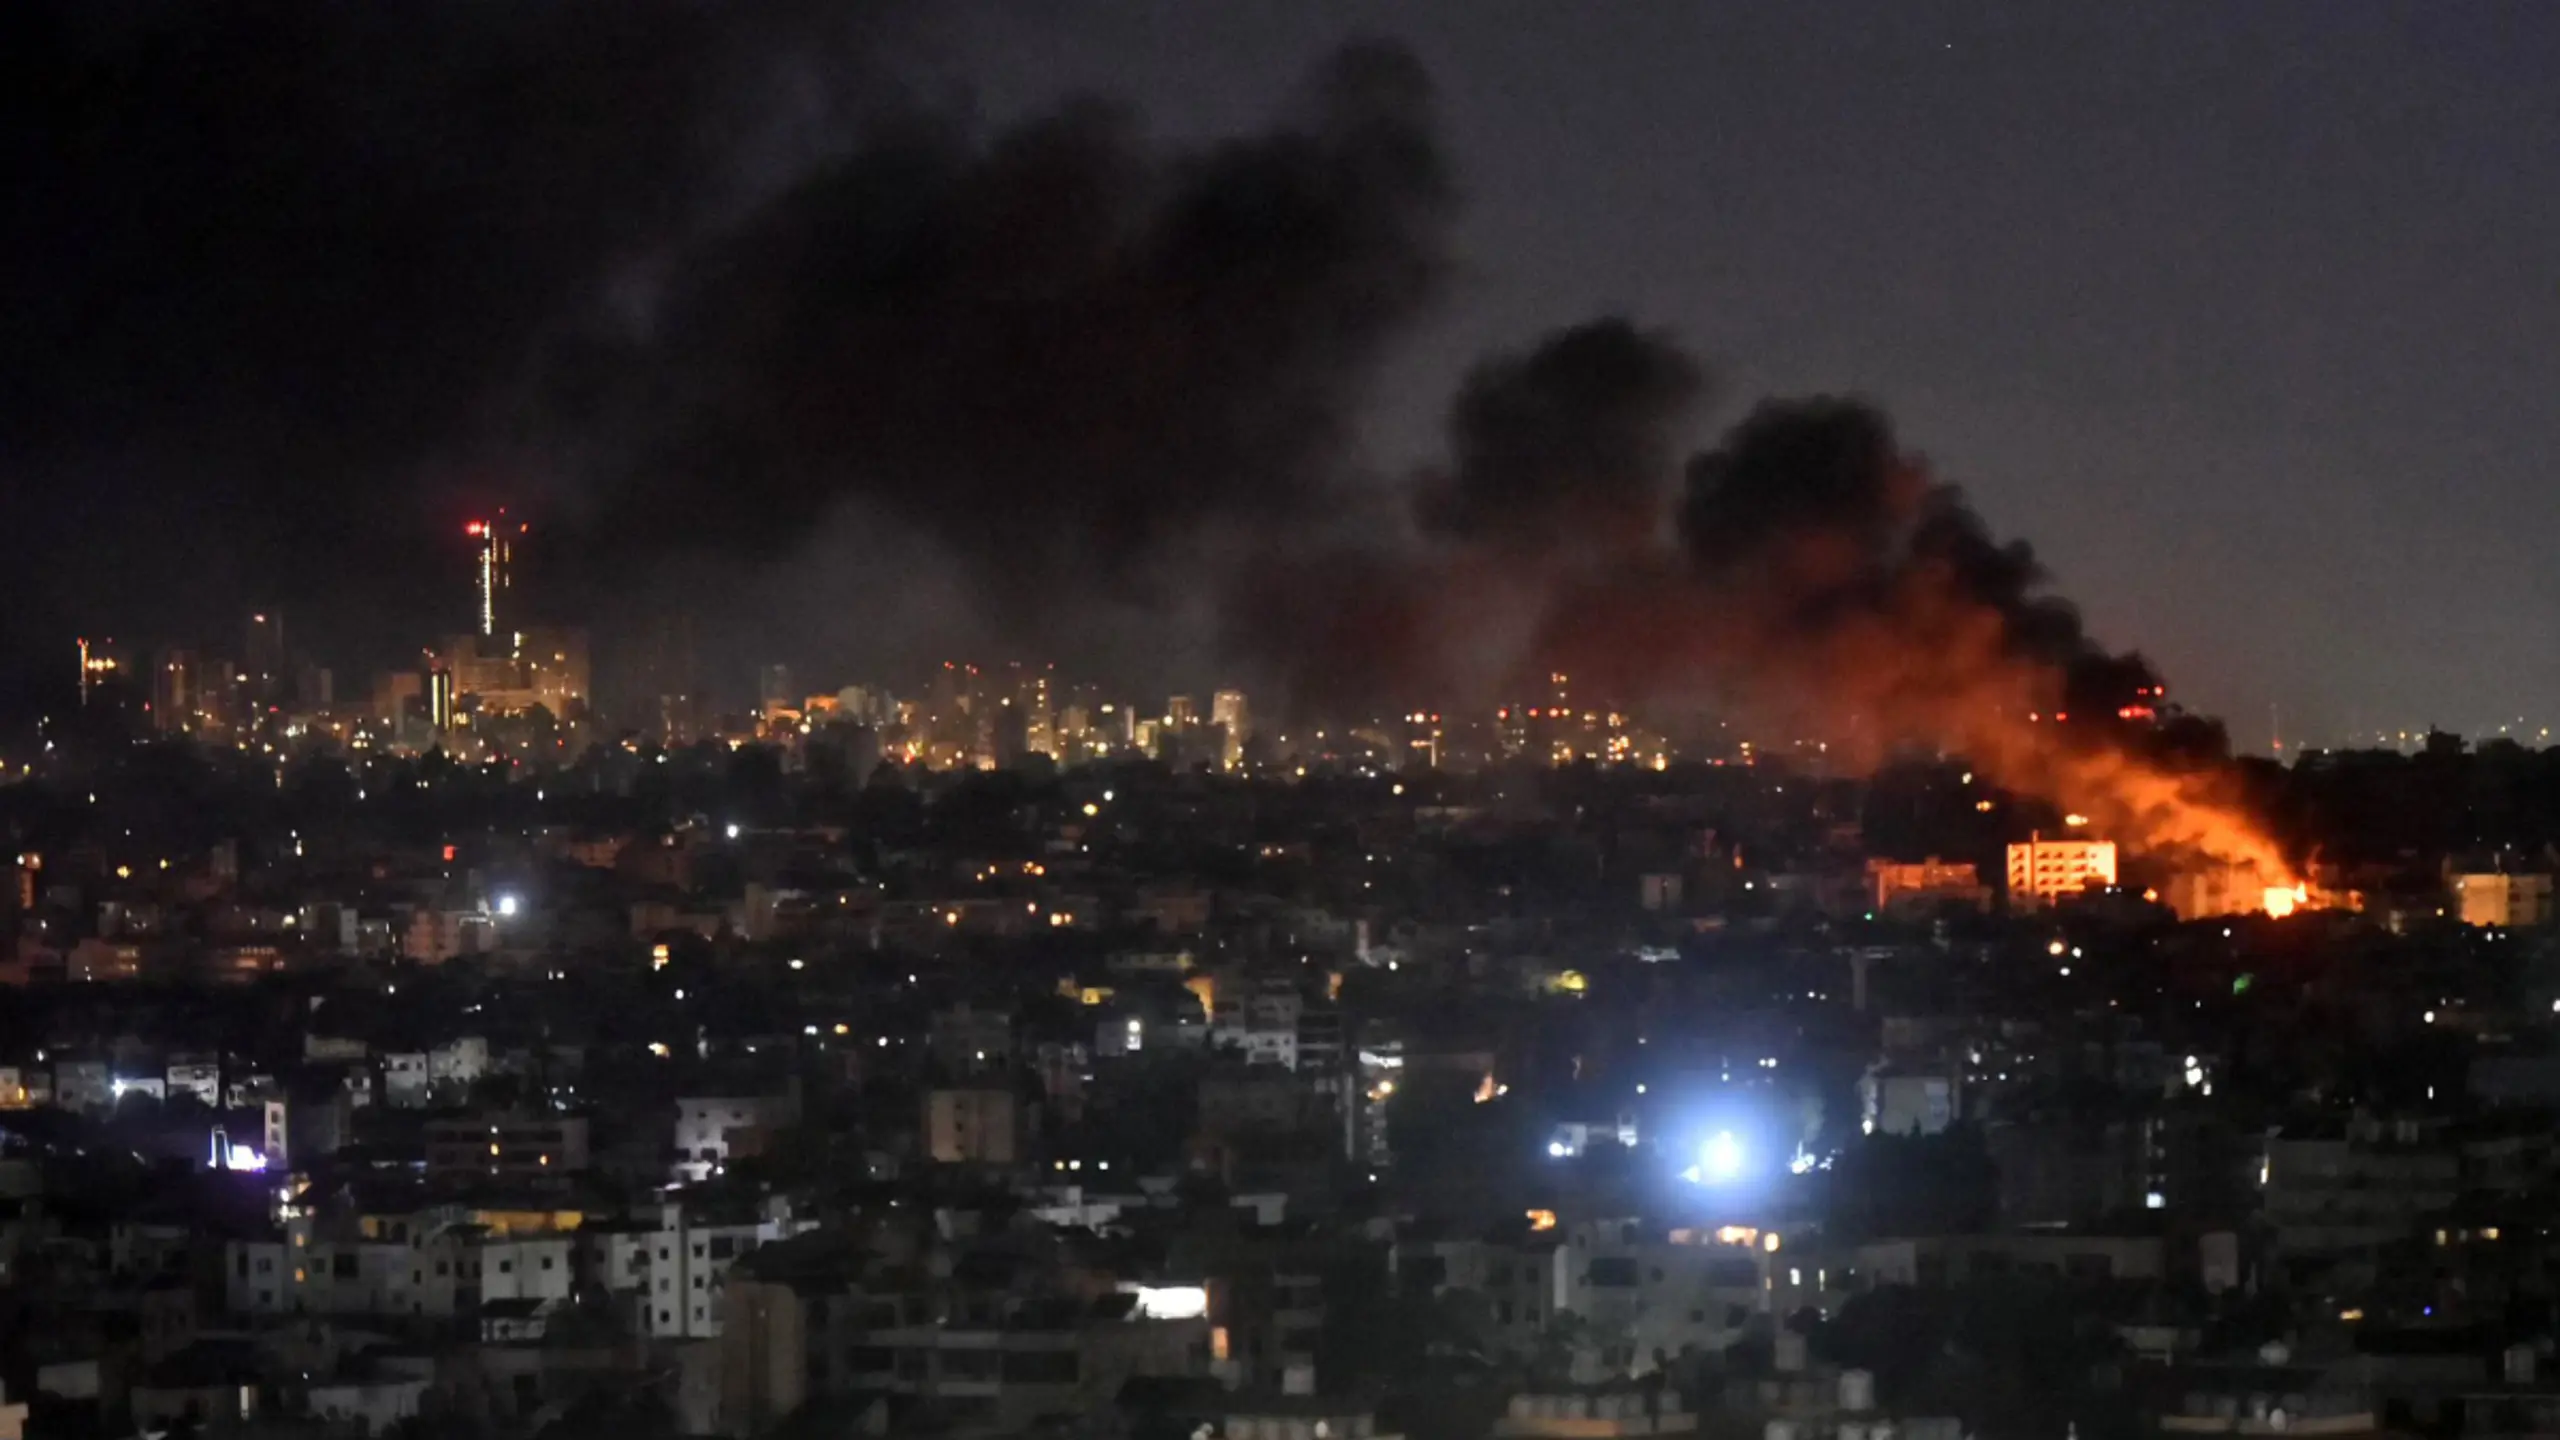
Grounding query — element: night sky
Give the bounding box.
[9,1,2559,745]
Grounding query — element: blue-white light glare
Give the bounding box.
[1701,1130,1744,1184]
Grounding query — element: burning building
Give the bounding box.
[1869,857,1989,916]
[2160,865,2276,921]
[2158,864,2358,921]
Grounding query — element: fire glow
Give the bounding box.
[1478,397,2311,921]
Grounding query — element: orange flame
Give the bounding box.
[1520,542,2301,917]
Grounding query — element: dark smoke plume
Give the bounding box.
[0,0,909,686]
[1225,319,1709,712]
[3,0,2266,885]
[556,39,1453,631]
[1677,397,2162,714]
[1222,352,2277,875]
[0,2,1448,698]
[1417,318,1706,552]
[1572,397,2269,872]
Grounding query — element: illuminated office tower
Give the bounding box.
[464,513,524,637]
[1166,695,1199,730]
[1212,689,1250,770]
[1017,665,1056,757]
[426,668,456,732]
[444,634,516,699]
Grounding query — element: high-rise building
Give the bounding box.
[465,515,524,637]
[1212,689,1249,770]
[426,668,456,733]
[2006,837,2119,910]
[199,659,241,737]
[151,648,198,733]
[374,670,423,724]
[245,611,287,704]
[992,699,1030,768]
[444,634,516,700]
[837,685,891,727]
[77,637,127,707]
[758,664,795,715]
[1167,695,1199,730]
[439,628,590,719]
[2453,872,2555,929]
[636,614,699,742]
[1014,664,1056,758]
[659,691,702,744]
[518,627,590,718]
[1542,672,1574,764]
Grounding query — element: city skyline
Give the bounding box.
[9,4,2560,751]
[12,11,2560,1433]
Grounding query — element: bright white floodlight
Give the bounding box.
[1700,1130,1744,1184]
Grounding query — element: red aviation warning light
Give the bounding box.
[465,520,486,536]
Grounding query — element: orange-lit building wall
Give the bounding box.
[2005,838,2117,909]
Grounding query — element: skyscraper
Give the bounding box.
[151,648,198,733]
[244,611,286,705]
[77,636,124,707]
[635,614,700,742]
[1212,689,1250,770]
[465,513,525,637]
[759,664,795,715]
[426,667,456,733]
[199,659,241,737]
[1014,663,1056,757]
[438,627,589,720]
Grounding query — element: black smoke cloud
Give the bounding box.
[1,2,2219,774]
[0,0,909,699]
[569,39,1452,626]
[1678,399,2201,739]
[0,1,1450,711]
[1223,318,1709,712]
[1417,318,1706,551]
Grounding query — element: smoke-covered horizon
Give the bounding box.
[0,0,2291,875]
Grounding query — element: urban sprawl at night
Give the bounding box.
[10,5,2560,1440]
